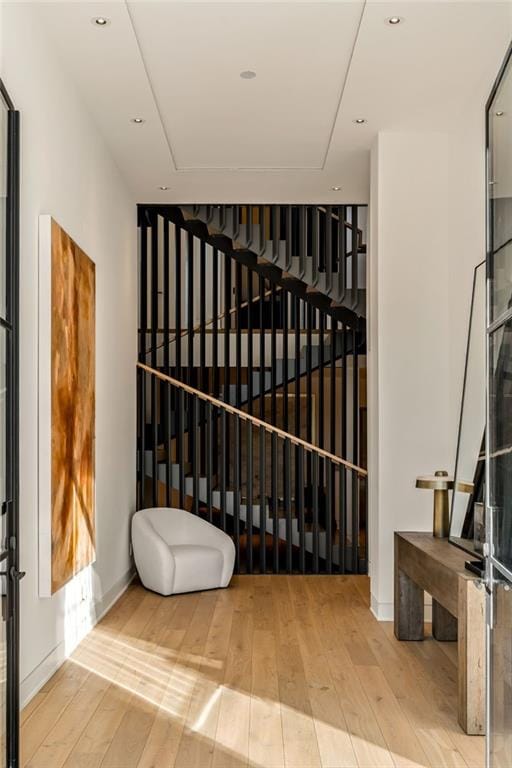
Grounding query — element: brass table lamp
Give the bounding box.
[415,470,454,538]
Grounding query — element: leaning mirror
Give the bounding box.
[449,261,486,557]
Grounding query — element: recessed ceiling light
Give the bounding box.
[496,111,505,117]
[131,118,145,124]
[386,16,403,25]
[91,16,110,26]
[354,118,367,124]
[331,186,342,191]
[240,70,257,80]
[158,185,170,191]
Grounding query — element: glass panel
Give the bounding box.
[489,57,512,323]
[489,321,512,569]
[489,568,512,768]
[0,98,6,321]
[449,262,486,554]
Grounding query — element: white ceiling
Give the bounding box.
[34,1,512,203]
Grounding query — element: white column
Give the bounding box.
[368,129,485,620]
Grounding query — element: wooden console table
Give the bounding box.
[394,532,485,735]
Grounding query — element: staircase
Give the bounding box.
[137,203,368,574]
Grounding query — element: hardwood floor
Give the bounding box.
[21,576,485,768]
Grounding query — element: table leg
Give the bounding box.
[394,567,424,640]
[432,599,458,641]
[457,577,485,735]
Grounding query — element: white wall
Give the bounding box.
[368,127,486,619]
[1,4,137,702]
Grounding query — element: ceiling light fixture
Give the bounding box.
[240,70,257,80]
[354,118,367,124]
[92,16,110,26]
[496,110,505,117]
[131,117,145,124]
[387,16,403,25]
[158,185,170,191]
[331,186,342,191]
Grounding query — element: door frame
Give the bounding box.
[0,78,20,768]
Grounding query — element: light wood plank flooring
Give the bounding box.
[21,576,484,768]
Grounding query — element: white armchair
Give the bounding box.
[131,508,235,596]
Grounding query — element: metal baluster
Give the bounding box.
[326,460,332,574]
[311,207,319,286]
[259,425,266,574]
[312,451,319,573]
[259,276,265,421]
[351,206,359,311]
[330,318,337,455]
[192,395,199,515]
[338,206,347,303]
[283,291,289,433]
[319,312,325,488]
[272,205,279,263]
[339,467,346,574]
[212,248,219,477]
[200,240,206,473]
[187,233,194,464]
[224,256,231,485]
[247,421,253,574]
[151,373,158,506]
[247,270,254,416]
[298,445,305,573]
[285,205,292,271]
[175,226,182,382]
[271,432,278,573]
[298,206,306,279]
[284,438,292,573]
[206,402,213,523]
[151,217,158,369]
[236,262,242,409]
[271,284,277,426]
[234,417,241,573]
[221,410,227,533]
[139,222,147,362]
[178,388,185,509]
[352,327,359,573]
[325,205,333,293]
[165,380,171,507]
[137,368,145,509]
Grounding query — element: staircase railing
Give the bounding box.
[184,204,366,309]
[137,362,367,575]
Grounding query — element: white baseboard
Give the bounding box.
[370,593,433,623]
[20,567,135,709]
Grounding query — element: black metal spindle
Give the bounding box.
[311,207,319,285]
[235,262,242,408]
[139,224,148,362]
[200,241,206,473]
[325,205,333,292]
[151,373,158,506]
[246,421,253,573]
[284,438,292,573]
[212,248,219,396]
[338,468,346,573]
[271,432,278,573]
[259,277,265,421]
[351,206,359,311]
[295,296,301,438]
[192,395,199,515]
[271,284,277,426]
[224,257,232,484]
[352,327,359,573]
[326,460,332,574]
[234,417,241,572]
[163,220,170,374]
[312,451,319,573]
[247,271,254,416]
[187,233,194,464]
[165,381,171,507]
[178,388,185,509]
[259,425,266,574]
[220,410,227,532]
[319,312,325,456]
[137,368,146,509]
[297,445,305,573]
[175,227,182,381]
[283,291,288,432]
[151,218,158,369]
[338,206,346,303]
[206,402,213,523]
[330,319,337,455]
[298,206,306,279]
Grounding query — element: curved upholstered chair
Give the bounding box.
[131,508,235,596]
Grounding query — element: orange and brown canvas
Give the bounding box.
[51,219,95,594]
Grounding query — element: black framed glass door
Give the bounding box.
[486,44,512,768]
[0,80,20,768]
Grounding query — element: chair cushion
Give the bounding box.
[170,544,224,594]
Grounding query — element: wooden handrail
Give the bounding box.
[137,362,368,477]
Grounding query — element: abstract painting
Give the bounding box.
[39,217,96,596]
